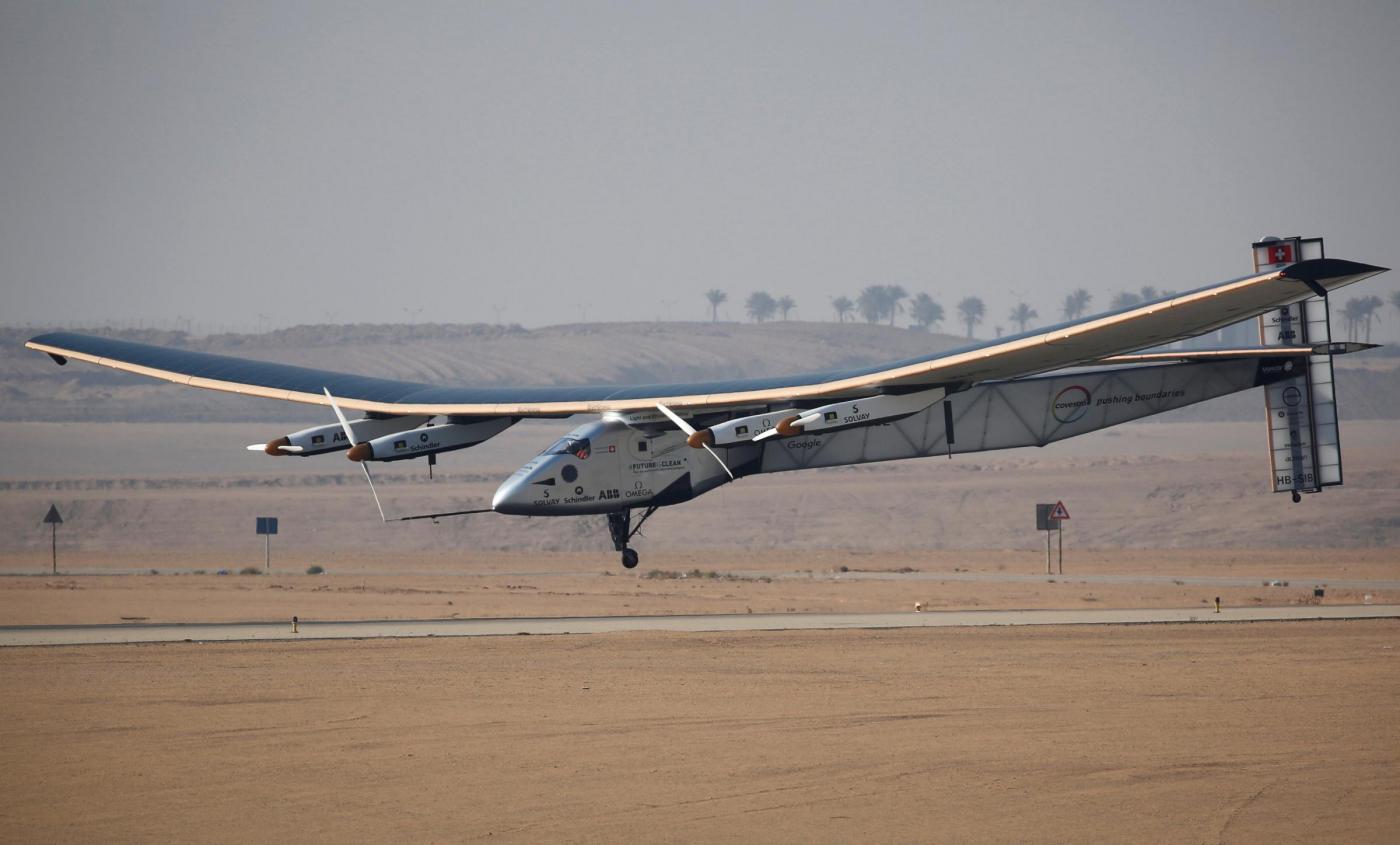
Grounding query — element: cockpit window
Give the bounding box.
[543,437,591,459]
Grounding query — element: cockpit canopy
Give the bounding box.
[542,436,591,459]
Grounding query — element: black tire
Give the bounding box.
[621,548,640,569]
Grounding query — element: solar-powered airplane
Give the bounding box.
[25,239,1386,568]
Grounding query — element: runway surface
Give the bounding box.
[2,604,1396,646]
[8,569,1400,591]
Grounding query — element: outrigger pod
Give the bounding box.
[324,386,495,523]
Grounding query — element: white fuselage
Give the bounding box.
[491,418,732,515]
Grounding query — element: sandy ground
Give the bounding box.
[4,421,1400,560]
[2,547,1397,626]
[2,621,1398,844]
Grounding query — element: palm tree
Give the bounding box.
[1356,295,1384,342]
[884,285,908,326]
[704,289,727,323]
[1110,291,1142,310]
[831,296,854,323]
[857,286,886,324]
[745,291,777,323]
[776,295,796,321]
[1342,298,1366,342]
[957,296,985,338]
[1061,288,1092,321]
[1138,286,1159,303]
[1008,302,1038,333]
[1391,291,1400,328]
[909,293,944,332]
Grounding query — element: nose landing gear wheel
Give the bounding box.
[608,507,659,570]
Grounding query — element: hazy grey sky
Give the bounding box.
[3,1,1398,334]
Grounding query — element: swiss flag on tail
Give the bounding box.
[1267,242,1295,264]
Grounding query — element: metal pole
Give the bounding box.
[1058,524,1063,575]
[1046,530,1052,575]
[51,523,57,575]
[265,534,271,574]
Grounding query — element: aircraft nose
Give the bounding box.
[491,475,530,514]
[492,459,554,515]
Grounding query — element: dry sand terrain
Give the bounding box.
[3,621,1398,843]
[2,419,1396,623]
[1,547,1396,627]
[3,420,1399,562]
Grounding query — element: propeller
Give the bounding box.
[246,442,303,453]
[656,403,733,479]
[752,414,803,442]
[323,387,387,522]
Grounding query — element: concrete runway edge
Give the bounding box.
[2,604,1397,646]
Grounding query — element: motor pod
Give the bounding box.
[688,409,801,447]
[259,416,432,456]
[346,417,515,462]
[688,385,949,448]
[785,386,947,436]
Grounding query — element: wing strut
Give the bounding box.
[394,508,494,523]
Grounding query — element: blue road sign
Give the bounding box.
[256,517,278,535]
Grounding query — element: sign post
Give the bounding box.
[1036,501,1070,575]
[255,517,279,573]
[1036,504,1058,574]
[43,504,63,575]
[1050,501,1070,575]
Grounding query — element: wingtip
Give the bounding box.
[1283,257,1389,282]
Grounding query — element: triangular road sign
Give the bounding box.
[1049,500,1070,521]
[43,504,63,525]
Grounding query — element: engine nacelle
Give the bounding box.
[688,408,800,448]
[771,386,947,438]
[346,417,515,462]
[260,416,432,456]
[686,386,948,449]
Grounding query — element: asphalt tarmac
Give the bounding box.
[2,604,1396,646]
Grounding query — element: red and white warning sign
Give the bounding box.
[1049,500,1071,521]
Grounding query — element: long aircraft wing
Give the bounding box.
[24,258,1385,416]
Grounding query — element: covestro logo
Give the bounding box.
[1051,385,1091,424]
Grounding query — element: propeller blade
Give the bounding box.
[656,403,733,480]
[247,442,303,453]
[701,443,734,480]
[361,463,387,523]
[752,414,803,442]
[325,387,386,522]
[323,387,357,444]
[655,403,697,435]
